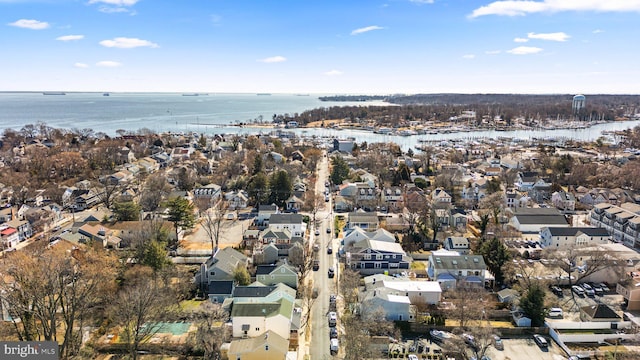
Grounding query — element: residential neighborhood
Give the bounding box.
[3,120,640,360]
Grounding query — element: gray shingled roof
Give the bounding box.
[545,227,610,237]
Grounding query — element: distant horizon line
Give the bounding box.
[2,91,639,96]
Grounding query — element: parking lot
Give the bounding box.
[494,338,567,360]
[381,336,567,360]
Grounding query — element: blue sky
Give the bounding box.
[2,0,639,94]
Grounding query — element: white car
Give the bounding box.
[408,355,419,360]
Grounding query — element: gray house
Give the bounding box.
[196,247,248,290]
[255,263,299,289]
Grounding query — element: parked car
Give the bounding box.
[313,260,319,271]
[598,283,610,292]
[548,307,563,318]
[328,266,335,278]
[315,229,320,236]
[326,227,331,233]
[572,285,585,296]
[327,246,333,254]
[313,243,319,252]
[408,355,419,360]
[591,283,603,295]
[533,334,548,348]
[328,311,337,326]
[329,294,337,303]
[329,327,338,339]
[550,286,563,297]
[492,335,503,350]
[330,338,339,353]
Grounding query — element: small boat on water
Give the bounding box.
[103,93,110,96]
[256,93,272,96]
[43,92,66,95]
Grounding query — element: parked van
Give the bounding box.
[330,338,339,353]
[533,334,548,348]
[548,308,563,318]
[328,311,337,326]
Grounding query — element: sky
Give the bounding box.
[1,0,640,94]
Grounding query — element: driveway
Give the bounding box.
[491,338,567,360]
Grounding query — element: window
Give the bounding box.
[210,271,215,276]
[375,263,382,269]
[458,271,462,276]
[376,254,383,260]
[364,254,371,260]
[265,345,269,351]
[256,327,260,331]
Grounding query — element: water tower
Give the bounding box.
[572,94,586,113]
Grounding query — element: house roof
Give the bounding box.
[580,304,620,320]
[363,287,411,304]
[207,280,234,295]
[269,213,303,224]
[512,208,568,225]
[231,297,294,318]
[431,255,486,271]
[205,247,248,274]
[382,280,442,293]
[354,239,406,255]
[544,227,610,237]
[233,284,277,298]
[228,330,289,356]
[256,264,278,275]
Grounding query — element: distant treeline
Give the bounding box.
[318,95,388,102]
[275,94,640,126]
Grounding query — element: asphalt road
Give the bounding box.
[309,152,339,359]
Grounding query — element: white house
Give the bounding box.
[268,214,306,238]
[362,288,413,322]
[427,254,490,290]
[343,226,394,247]
[364,275,442,306]
[444,236,471,254]
[539,226,610,249]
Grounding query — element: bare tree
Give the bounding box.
[197,199,229,257]
[546,245,625,309]
[441,326,497,360]
[443,284,486,329]
[186,302,230,360]
[0,246,118,358]
[339,268,361,311]
[110,266,177,360]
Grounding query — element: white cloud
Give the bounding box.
[485,50,501,54]
[527,32,570,41]
[514,37,529,43]
[8,19,49,30]
[351,25,384,35]
[89,0,139,5]
[258,56,287,63]
[507,46,543,55]
[56,34,84,41]
[211,14,222,25]
[470,0,640,18]
[462,54,476,59]
[99,37,159,48]
[96,61,122,67]
[74,62,89,68]
[324,70,343,76]
[593,29,604,34]
[409,0,434,4]
[98,6,130,14]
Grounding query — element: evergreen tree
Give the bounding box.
[478,237,511,285]
[247,172,269,206]
[330,156,350,185]
[166,197,196,243]
[520,283,546,326]
[112,201,141,221]
[268,170,292,208]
